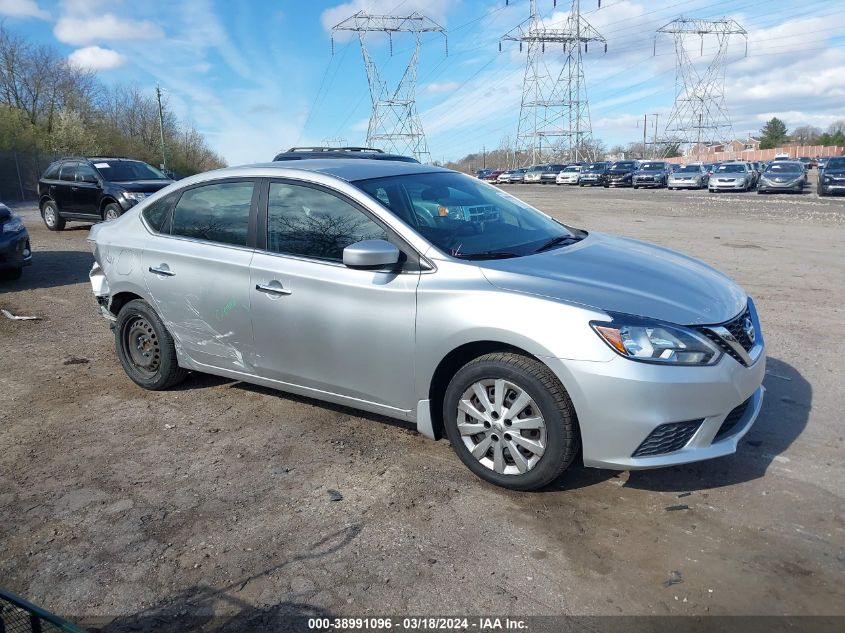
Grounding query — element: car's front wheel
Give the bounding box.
[443,352,580,490]
[103,203,122,221]
[41,200,65,231]
[115,299,188,390]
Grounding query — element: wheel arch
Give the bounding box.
[426,340,555,441]
[99,196,120,214]
[108,291,145,317]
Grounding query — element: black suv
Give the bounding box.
[38,157,173,231]
[272,147,419,163]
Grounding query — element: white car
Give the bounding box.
[555,166,581,185]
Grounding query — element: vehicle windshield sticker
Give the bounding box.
[94,162,110,168]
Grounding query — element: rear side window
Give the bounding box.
[43,163,61,179]
[171,181,254,247]
[142,192,178,232]
[59,162,77,181]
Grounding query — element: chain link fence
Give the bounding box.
[0,151,60,203]
[0,588,87,633]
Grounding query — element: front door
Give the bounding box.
[73,163,102,215]
[54,161,77,213]
[142,179,257,372]
[249,181,418,413]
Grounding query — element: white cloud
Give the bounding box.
[54,14,164,46]
[68,46,126,70]
[0,0,49,20]
[424,80,460,94]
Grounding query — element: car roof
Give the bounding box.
[192,159,449,184]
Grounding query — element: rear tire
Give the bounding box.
[41,200,65,231]
[443,352,580,491]
[115,299,188,390]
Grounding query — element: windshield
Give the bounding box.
[564,166,579,172]
[528,165,546,172]
[610,162,637,170]
[586,163,606,170]
[765,163,802,174]
[676,165,701,173]
[94,160,168,181]
[826,158,845,169]
[715,164,746,173]
[355,171,575,259]
[639,163,665,171]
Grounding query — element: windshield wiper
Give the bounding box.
[532,234,583,254]
[453,250,520,260]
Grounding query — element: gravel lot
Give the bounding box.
[1,177,844,630]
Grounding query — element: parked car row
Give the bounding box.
[478,157,831,194]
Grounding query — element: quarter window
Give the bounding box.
[142,192,178,232]
[43,163,61,179]
[267,182,387,261]
[171,181,254,247]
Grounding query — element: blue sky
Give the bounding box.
[2,0,844,164]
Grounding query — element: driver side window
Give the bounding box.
[267,182,388,262]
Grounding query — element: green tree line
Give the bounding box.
[759,117,845,150]
[0,23,225,177]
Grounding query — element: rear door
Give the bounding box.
[142,178,258,372]
[248,179,419,412]
[54,162,77,213]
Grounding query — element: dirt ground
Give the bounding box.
[1,176,844,630]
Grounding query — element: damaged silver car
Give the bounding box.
[89,160,765,490]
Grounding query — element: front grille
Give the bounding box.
[697,306,755,364]
[632,419,703,458]
[714,397,751,441]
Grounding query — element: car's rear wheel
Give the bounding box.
[103,203,122,221]
[443,352,579,490]
[115,299,187,390]
[42,200,65,231]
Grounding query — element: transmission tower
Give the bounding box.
[656,17,747,157]
[500,0,606,164]
[332,12,446,163]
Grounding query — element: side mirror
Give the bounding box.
[343,239,401,269]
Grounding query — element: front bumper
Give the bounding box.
[668,179,702,189]
[556,176,579,185]
[710,180,747,190]
[0,231,32,269]
[604,176,632,187]
[759,180,802,192]
[633,177,663,187]
[545,341,766,470]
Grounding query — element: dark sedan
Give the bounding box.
[758,161,805,194]
[578,162,608,186]
[0,203,31,280]
[602,160,640,187]
[818,156,845,196]
[632,161,672,189]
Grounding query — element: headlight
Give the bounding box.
[1,217,25,234]
[591,315,722,365]
[121,191,147,202]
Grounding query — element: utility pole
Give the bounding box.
[332,12,446,163]
[642,114,647,159]
[483,145,487,169]
[652,113,659,158]
[155,84,167,171]
[656,17,747,156]
[500,0,606,165]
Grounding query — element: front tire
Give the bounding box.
[42,200,65,231]
[103,203,122,221]
[115,299,187,390]
[443,352,580,491]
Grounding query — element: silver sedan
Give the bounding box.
[709,162,754,192]
[88,160,766,490]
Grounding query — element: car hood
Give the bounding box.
[823,168,845,176]
[114,180,173,192]
[713,172,745,178]
[606,169,634,175]
[477,232,746,325]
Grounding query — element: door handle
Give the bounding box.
[149,265,176,277]
[255,282,291,296]
[71,186,78,191]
